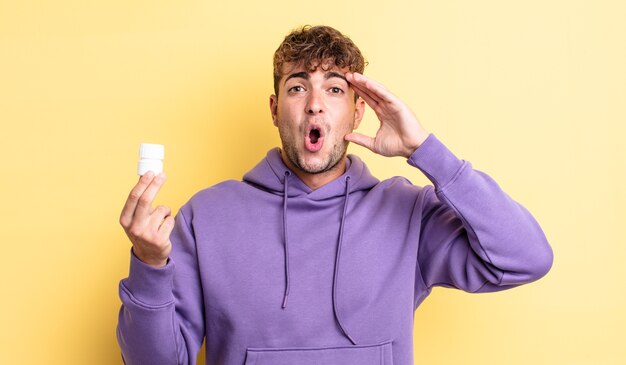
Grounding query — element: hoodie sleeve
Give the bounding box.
[408,134,553,293]
[117,207,205,364]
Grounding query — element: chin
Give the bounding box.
[298,158,330,174]
[282,138,347,175]
[298,152,344,175]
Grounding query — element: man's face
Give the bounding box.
[270,61,365,175]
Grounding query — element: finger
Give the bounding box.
[348,78,381,110]
[149,205,172,230]
[120,171,156,228]
[347,73,381,106]
[350,72,395,104]
[157,216,176,242]
[346,72,381,98]
[134,172,167,220]
[351,83,379,108]
[345,132,376,152]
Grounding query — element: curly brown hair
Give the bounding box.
[273,25,367,98]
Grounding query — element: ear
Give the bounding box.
[353,97,366,130]
[269,94,278,126]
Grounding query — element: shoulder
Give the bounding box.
[375,175,429,196]
[179,179,250,219]
[190,179,246,200]
[360,175,434,210]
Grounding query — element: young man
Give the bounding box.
[117,25,553,365]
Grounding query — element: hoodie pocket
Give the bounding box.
[244,340,393,365]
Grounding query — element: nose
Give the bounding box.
[305,89,324,115]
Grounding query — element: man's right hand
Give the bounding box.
[119,171,174,268]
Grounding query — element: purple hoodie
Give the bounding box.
[117,134,553,365]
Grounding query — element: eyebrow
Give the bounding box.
[325,71,348,83]
[284,71,309,85]
[283,71,348,85]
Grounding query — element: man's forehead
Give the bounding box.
[280,61,350,79]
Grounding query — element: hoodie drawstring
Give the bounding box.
[281,171,291,309]
[331,176,356,344]
[280,173,356,343]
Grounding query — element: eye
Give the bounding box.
[288,85,305,93]
[329,87,344,94]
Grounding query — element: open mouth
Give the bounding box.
[304,125,324,152]
[309,128,321,144]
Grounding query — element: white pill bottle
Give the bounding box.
[137,143,164,176]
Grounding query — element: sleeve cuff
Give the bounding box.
[406,133,466,190]
[122,248,175,305]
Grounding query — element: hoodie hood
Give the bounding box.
[243,148,379,199]
[242,148,379,344]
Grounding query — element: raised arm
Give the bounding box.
[409,135,553,293]
[345,72,553,295]
[117,173,205,364]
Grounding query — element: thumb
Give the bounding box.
[345,132,376,152]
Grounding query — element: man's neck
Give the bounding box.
[280,150,347,190]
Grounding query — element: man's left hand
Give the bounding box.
[345,72,429,158]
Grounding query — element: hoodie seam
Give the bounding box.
[414,186,432,295]
[433,172,499,277]
[120,282,174,310]
[177,208,209,355]
[434,160,468,195]
[246,339,393,352]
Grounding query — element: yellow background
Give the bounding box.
[1,0,624,364]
